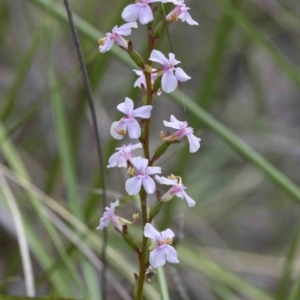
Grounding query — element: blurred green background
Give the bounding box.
[1,0,300,299]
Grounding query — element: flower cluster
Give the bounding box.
[96,0,200,291]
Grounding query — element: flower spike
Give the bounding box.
[155,174,196,207]
[149,50,191,93]
[144,223,179,268]
[98,22,138,53]
[110,97,152,140]
[162,115,201,153]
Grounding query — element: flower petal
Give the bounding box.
[149,49,169,65]
[117,97,134,115]
[122,4,140,22]
[130,142,143,151]
[131,157,148,171]
[164,245,179,264]
[139,5,154,24]
[161,228,175,240]
[127,119,141,139]
[142,176,156,194]
[110,121,127,140]
[155,175,177,185]
[150,248,166,268]
[99,37,114,53]
[144,223,161,240]
[162,71,178,93]
[186,133,201,153]
[179,11,199,25]
[114,22,138,36]
[147,166,161,175]
[125,176,143,195]
[175,67,191,82]
[133,105,153,118]
[107,152,121,168]
[182,190,196,207]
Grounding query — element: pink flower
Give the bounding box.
[149,50,191,93]
[98,22,138,53]
[122,0,164,25]
[110,97,152,140]
[144,223,179,268]
[107,143,142,168]
[163,115,201,153]
[155,175,195,207]
[96,200,122,231]
[166,0,198,25]
[125,157,161,195]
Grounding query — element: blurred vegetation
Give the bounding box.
[0,0,300,299]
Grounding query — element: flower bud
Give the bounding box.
[153,20,166,40]
[122,225,140,254]
[150,142,170,163]
[152,75,162,94]
[149,201,163,222]
[127,41,145,69]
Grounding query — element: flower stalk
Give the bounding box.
[96,1,201,299]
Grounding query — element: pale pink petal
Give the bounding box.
[144,223,161,240]
[113,34,128,49]
[107,152,121,168]
[142,176,156,194]
[150,248,166,268]
[186,133,201,153]
[161,228,175,239]
[130,143,143,151]
[175,67,191,82]
[114,22,138,35]
[182,190,196,207]
[164,245,179,263]
[117,97,134,115]
[162,71,178,93]
[99,38,114,53]
[131,157,148,171]
[127,119,141,139]
[133,105,152,118]
[110,121,127,140]
[122,4,140,22]
[170,115,181,123]
[163,119,182,130]
[168,53,181,65]
[179,12,199,25]
[139,5,154,24]
[110,214,123,231]
[149,50,169,65]
[134,74,146,88]
[147,166,161,175]
[155,175,177,185]
[125,176,143,195]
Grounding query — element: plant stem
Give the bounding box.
[136,12,155,300]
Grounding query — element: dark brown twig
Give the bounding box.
[62,1,107,299]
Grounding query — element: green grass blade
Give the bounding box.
[0,124,87,297]
[198,0,240,109]
[180,246,273,300]
[213,0,300,87]
[156,267,170,300]
[0,28,40,121]
[276,223,300,300]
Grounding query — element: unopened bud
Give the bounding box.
[153,20,166,39]
[149,201,163,221]
[122,225,140,253]
[128,41,145,69]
